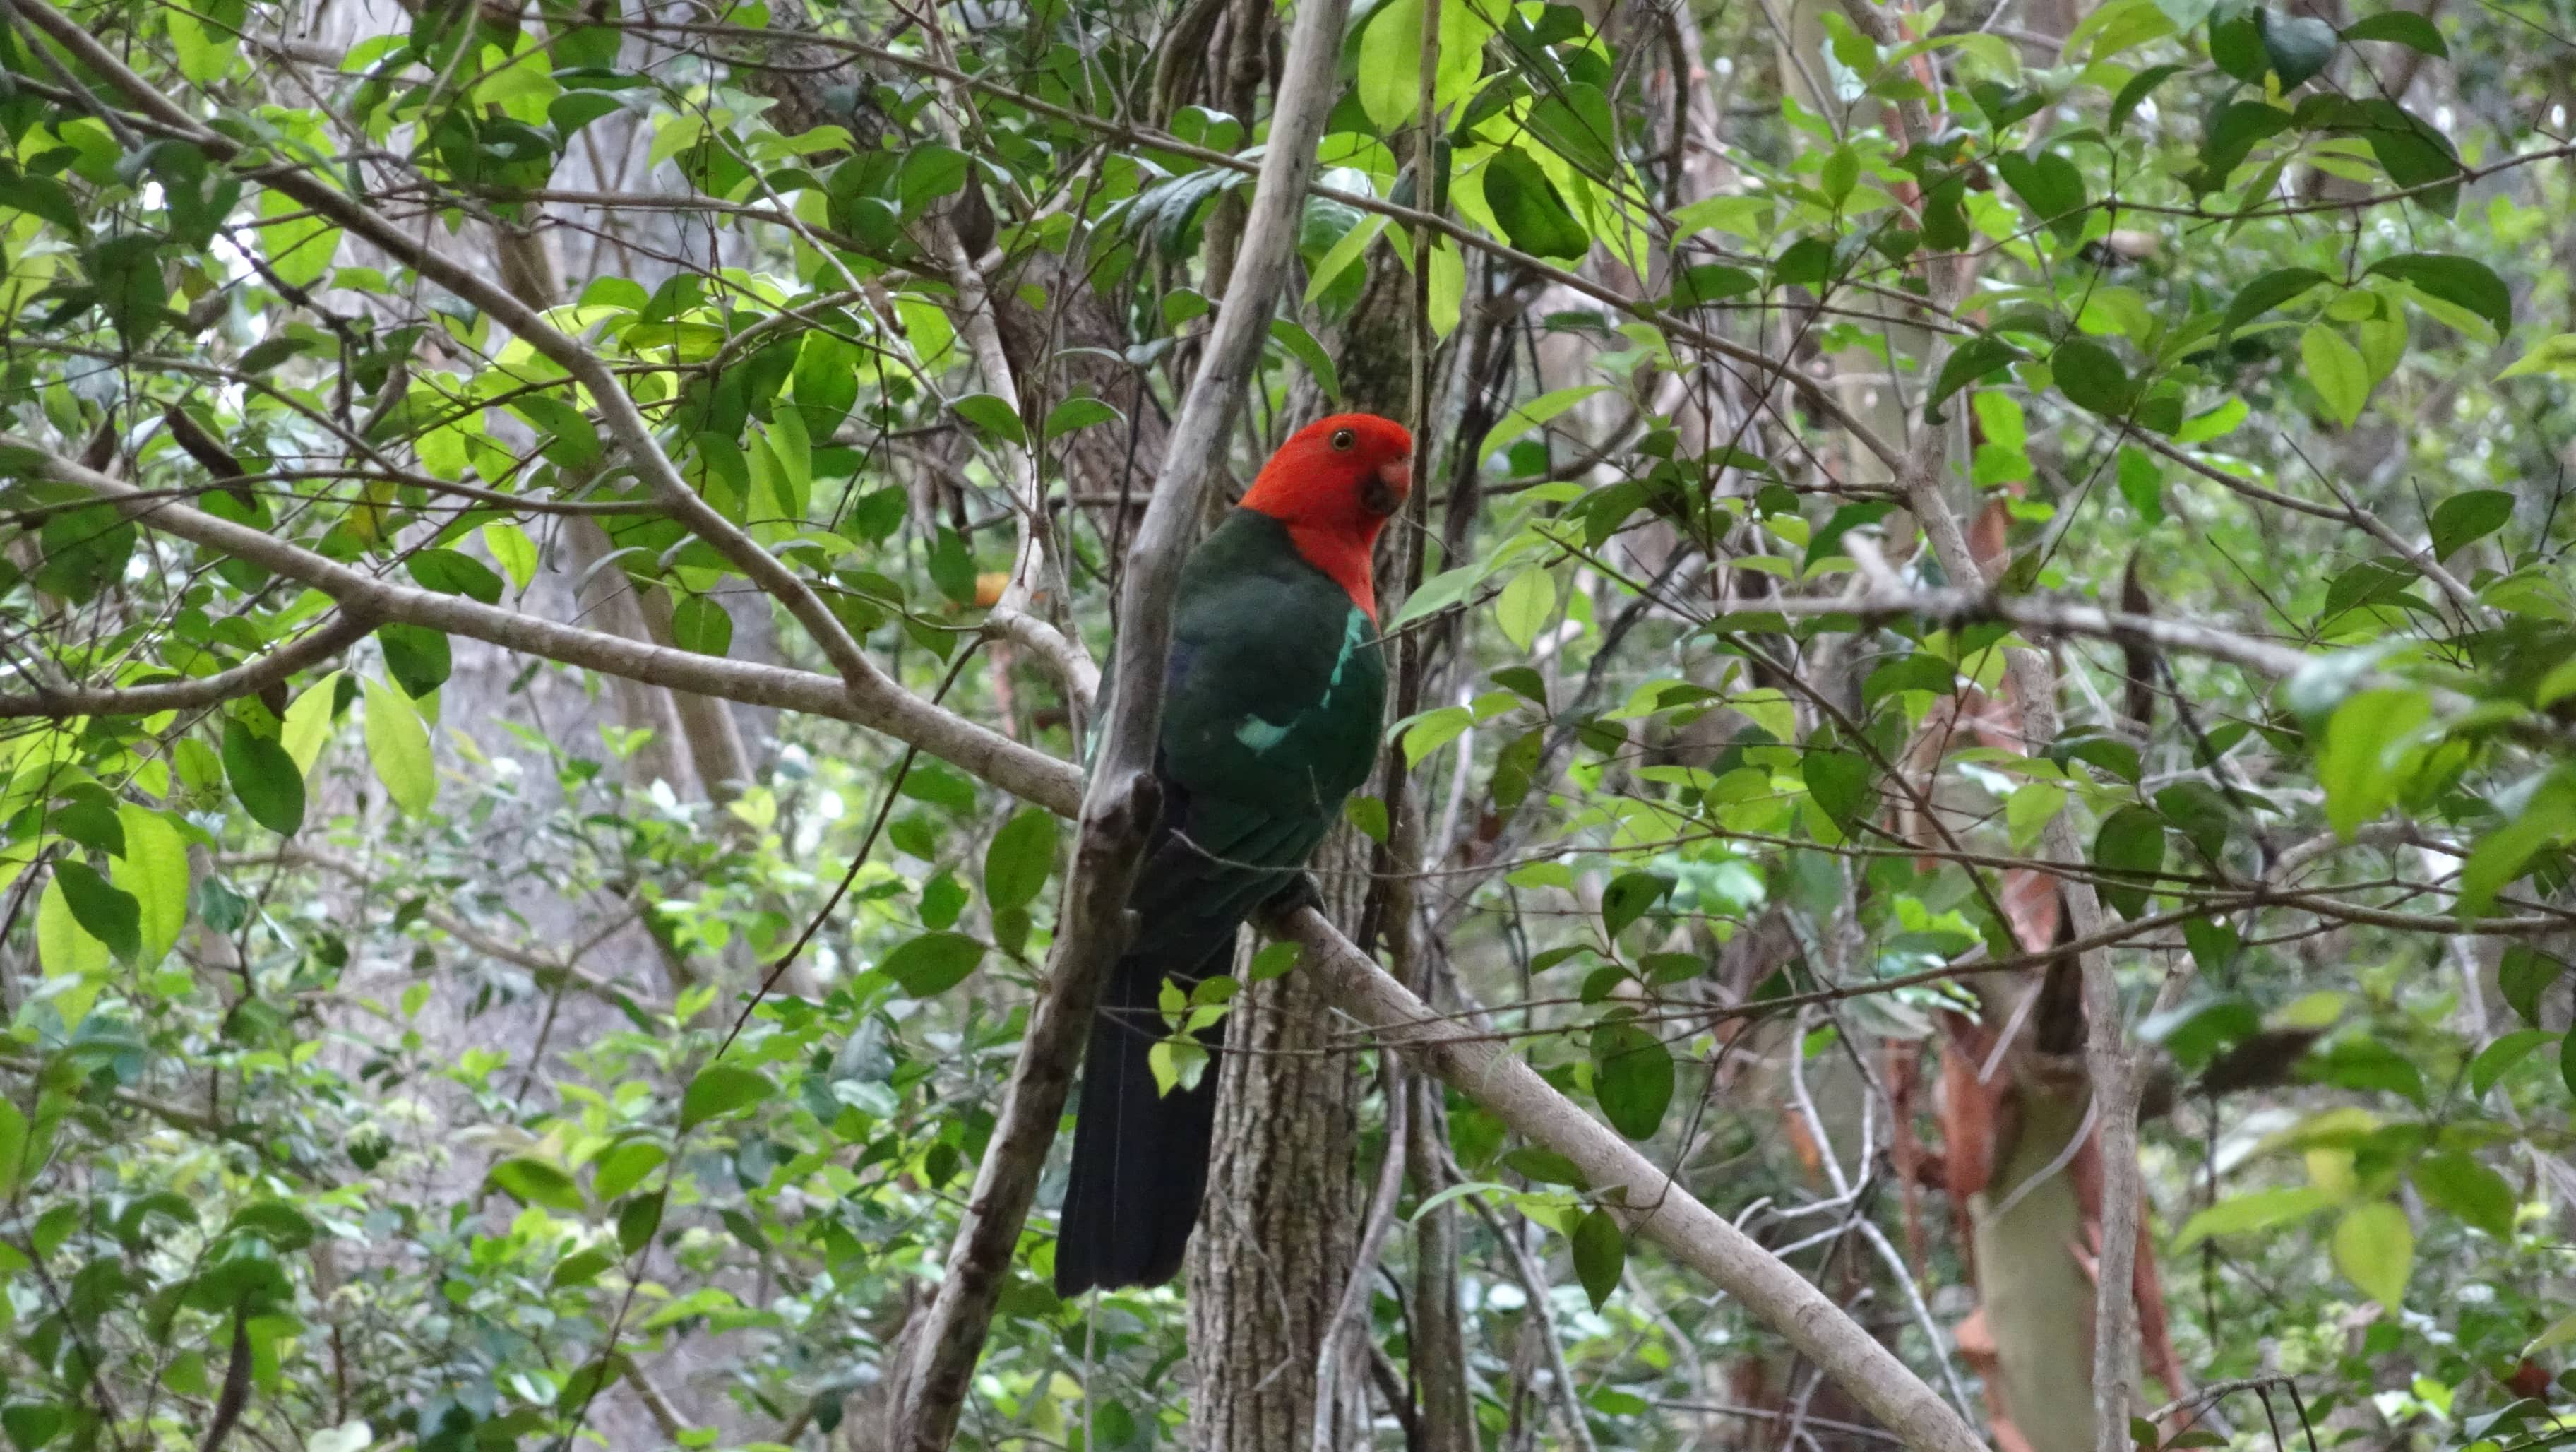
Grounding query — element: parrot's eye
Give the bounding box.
[1330,427,1355,451]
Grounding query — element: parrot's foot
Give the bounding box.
[1263,871,1323,918]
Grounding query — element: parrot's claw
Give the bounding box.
[1264,872,1323,917]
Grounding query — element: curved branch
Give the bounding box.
[0,608,376,717]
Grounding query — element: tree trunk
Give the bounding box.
[1185,829,1367,1450]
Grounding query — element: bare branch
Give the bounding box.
[0,607,376,717]
[1284,906,1989,1452]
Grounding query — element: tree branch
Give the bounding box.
[1,436,1089,815]
[1282,907,1988,1452]
[0,607,376,717]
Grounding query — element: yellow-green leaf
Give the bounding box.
[2331,1200,2412,1307]
[35,873,109,980]
[280,670,344,778]
[1494,568,1556,650]
[483,522,539,591]
[362,676,436,816]
[112,806,190,970]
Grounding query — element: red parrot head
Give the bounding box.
[1239,413,1413,622]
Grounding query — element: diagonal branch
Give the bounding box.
[1,436,1088,814]
[1283,906,1987,1452]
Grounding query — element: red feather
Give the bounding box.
[1238,412,1412,621]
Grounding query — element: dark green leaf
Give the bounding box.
[1525,81,1617,176]
[2469,1028,2554,1097]
[2501,946,2562,1025]
[881,932,985,996]
[51,862,138,965]
[2260,9,2337,86]
[617,1190,665,1254]
[1994,150,2087,242]
[2052,338,2135,415]
[222,719,305,836]
[1926,335,2027,422]
[1590,1016,1676,1140]
[1570,1207,1626,1311]
[2092,803,2166,918]
[378,624,452,698]
[2342,10,2447,54]
[405,548,504,605]
[2415,1150,2513,1238]
[2428,489,2513,559]
[1481,145,1591,262]
[1599,871,1675,940]
[2223,267,2330,337]
[983,809,1059,913]
[679,1063,775,1130]
[1803,749,1873,828]
[2111,64,2190,133]
[2368,253,2510,333]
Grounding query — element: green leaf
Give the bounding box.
[1802,749,1873,829]
[2111,63,2190,133]
[2052,337,2134,415]
[222,718,305,836]
[671,595,734,656]
[947,391,1029,450]
[1479,383,1607,467]
[1570,1207,1625,1311]
[881,931,985,996]
[380,625,452,699]
[1269,318,1341,401]
[2342,10,2446,54]
[482,521,539,590]
[2414,1150,2515,1239]
[2318,687,2429,840]
[112,806,189,970]
[35,874,107,981]
[2502,946,2563,1024]
[2174,1185,2336,1248]
[487,1156,587,1213]
[2470,1029,2554,1097]
[279,669,343,776]
[1494,567,1556,650]
[0,1101,30,1199]
[1926,336,2027,422]
[51,862,138,965]
[1599,871,1674,940]
[1480,145,1590,263]
[2367,253,2509,333]
[1590,1016,1676,1139]
[592,1141,667,1201]
[2092,803,2166,918]
[2331,1200,2412,1307]
[2300,323,2371,425]
[1994,150,2087,242]
[1527,81,1618,176]
[617,1190,665,1254]
[551,1247,618,1288]
[679,1063,776,1130]
[2222,266,2330,337]
[983,809,1059,913]
[2260,9,2337,86]
[362,676,436,816]
[405,548,505,605]
[1356,0,1494,131]
[2428,489,2513,559]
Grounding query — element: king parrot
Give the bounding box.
[1055,412,1414,1295]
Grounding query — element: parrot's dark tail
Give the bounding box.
[1056,947,1225,1295]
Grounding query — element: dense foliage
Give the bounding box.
[0,0,2572,1444]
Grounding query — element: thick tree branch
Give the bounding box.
[3,437,1088,814]
[1282,908,1988,1452]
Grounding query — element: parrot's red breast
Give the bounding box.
[1236,413,1413,623]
